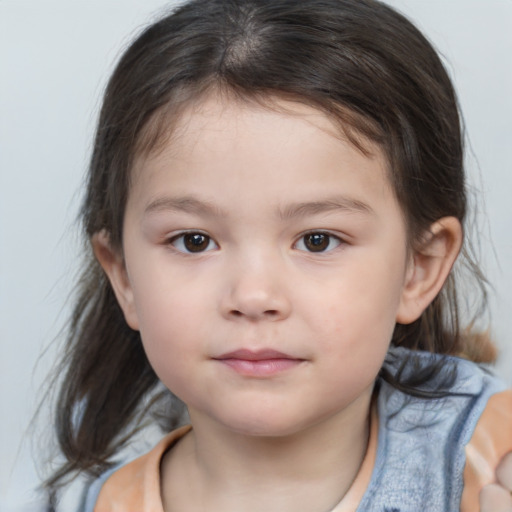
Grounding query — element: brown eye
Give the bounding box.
[295,232,342,253]
[184,233,210,252]
[170,232,217,253]
[304,233,329,252]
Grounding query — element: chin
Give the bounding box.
[217,410,314,439]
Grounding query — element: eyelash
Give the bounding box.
[168,231,219,254]
[167,230,344,254]
[293,231,343,253]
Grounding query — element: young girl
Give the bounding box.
[46,0,512,510]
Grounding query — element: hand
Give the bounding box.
[480,452,512,512]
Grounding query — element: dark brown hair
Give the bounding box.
[46,0,494,493]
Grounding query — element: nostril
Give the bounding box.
[228,309,280,319]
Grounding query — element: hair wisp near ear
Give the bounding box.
[92,230,140,330]
[396,217,463,325]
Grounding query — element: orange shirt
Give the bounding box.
[89,390,512,512]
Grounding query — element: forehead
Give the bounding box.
[128,95,396,215]
[133,93,387,174]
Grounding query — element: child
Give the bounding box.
[46,0,512,510]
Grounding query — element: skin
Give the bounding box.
[480,453,512,512]
[95,95,463,512]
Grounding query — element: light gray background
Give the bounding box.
[1,1,511,510]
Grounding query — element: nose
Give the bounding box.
[220,256,292,322]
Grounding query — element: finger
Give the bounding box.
[479,483,512,512]
[497,452,512,492]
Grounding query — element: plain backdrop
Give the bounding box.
[1,1,511,510]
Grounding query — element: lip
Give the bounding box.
[213,349,304,377]
[216,349,295,361]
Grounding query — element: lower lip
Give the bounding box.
[217,358,302,377]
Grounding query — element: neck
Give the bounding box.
[161,392,374,512]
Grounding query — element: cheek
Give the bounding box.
[302,260,404,371]
[318,295,394,399]
[313,271,402,336]
[136,299,204,402]
[129,270,211,363]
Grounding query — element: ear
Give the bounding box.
[396,216,462,325]
[92,230,140,330]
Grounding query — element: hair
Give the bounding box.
[46,0,496,494]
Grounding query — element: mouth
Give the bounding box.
[213,349,305,377]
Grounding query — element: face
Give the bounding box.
[109,96,415,438]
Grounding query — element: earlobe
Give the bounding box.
[92,230,140,330]
[396,217,462,325]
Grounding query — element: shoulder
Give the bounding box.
[79,465,121,512]
[80,425,192,512]
[357,347,508,511]
[461,389,512,511]
[379,347,506,440]
[382,345,505,398]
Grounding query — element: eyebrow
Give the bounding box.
[144,196,228,217]
[278,196,374,220]
[143,194,374,219]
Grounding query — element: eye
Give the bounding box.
[294,232,342,253]
[169,232,218,253]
